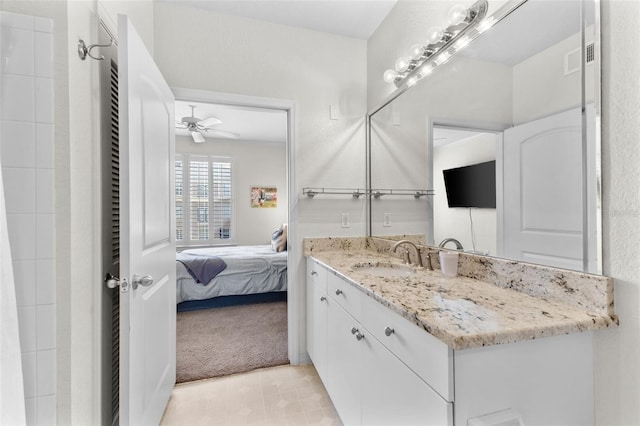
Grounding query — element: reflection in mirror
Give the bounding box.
[368,0,600,273]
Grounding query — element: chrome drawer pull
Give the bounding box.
[320,296,327,302]
[351,327,364,341]
[335,289,343,296]
[384,326,395,336]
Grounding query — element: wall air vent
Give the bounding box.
[564,42,595,76]
[586,42,595,64]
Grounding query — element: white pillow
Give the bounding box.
[271,224,288,252]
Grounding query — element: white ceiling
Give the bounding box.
[175,101,288,143]
[157,0,397,40]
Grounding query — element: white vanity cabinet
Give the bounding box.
[306,257,595,425]
[307,258,453,426]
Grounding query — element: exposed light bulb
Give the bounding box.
[434,51,452,65]
[394,56,411,73]
[425,26,444,44]
[383,69,397,83]
[477,16,497,34]
[453,36,471,51]
[409,44,425,60]
[417,64,434,78]
[448,4,469,26]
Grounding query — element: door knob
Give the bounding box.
[105,273,119,289]
[132,274,154,290]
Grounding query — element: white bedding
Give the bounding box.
[176,245,287,304]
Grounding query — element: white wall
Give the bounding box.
[433,133,497,255]
[596,1,640,424]
[512,29,595,125]
[175,136,287,246]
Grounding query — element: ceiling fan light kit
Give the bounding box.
[190,130,205,143]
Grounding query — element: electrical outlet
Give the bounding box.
[383,213,391,227]
[341,212,350,228]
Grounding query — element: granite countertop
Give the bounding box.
[308,248,618,350]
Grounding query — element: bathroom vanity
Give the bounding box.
[305,237,617,426]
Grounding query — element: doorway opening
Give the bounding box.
[431,124,503,257]
[172,90,295,383]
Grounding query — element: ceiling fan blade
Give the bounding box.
[202,129,241,139]
[175,122,189,129]
[198,116,223,128]
[190,130,205,143]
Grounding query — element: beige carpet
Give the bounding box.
[176,301,289,383]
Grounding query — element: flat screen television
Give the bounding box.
[442,160,496,208]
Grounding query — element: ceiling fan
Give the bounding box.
[176,105,240,143]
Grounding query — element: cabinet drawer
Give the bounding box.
[307,257,328,294]
[327,273,362,321]
[362,330,453,426]
[361,293,453,402]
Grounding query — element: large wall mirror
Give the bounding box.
[368,0,601,274]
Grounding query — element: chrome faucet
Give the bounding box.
[390,240,426,269]
[439,238,464,251]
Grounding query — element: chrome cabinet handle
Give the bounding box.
[351,327,365,341]
[320,296,327,302]
[311,271,318,276]
[384,326,395,336]
[335,289,343,296]
[132,274,154,290]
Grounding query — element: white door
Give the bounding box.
[118,15,176,426]
[503,107,593,271]
[326,300,362,426]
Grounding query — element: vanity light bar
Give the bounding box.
[384,0,489,88]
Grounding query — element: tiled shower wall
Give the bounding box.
[0,11,56,426]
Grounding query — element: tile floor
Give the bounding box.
[161,364,342,426]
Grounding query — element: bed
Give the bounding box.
[176,245,287,304]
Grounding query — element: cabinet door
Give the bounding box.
[361,333,453,426]
[307,258,327,378]
[327,301,362,426]
[306,259,329,381]
[361,289,453,401]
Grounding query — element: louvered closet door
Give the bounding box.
[98,21,121,426]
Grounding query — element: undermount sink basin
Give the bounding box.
[352,262,416,277]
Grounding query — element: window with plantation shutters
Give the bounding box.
[175,154,233,245]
